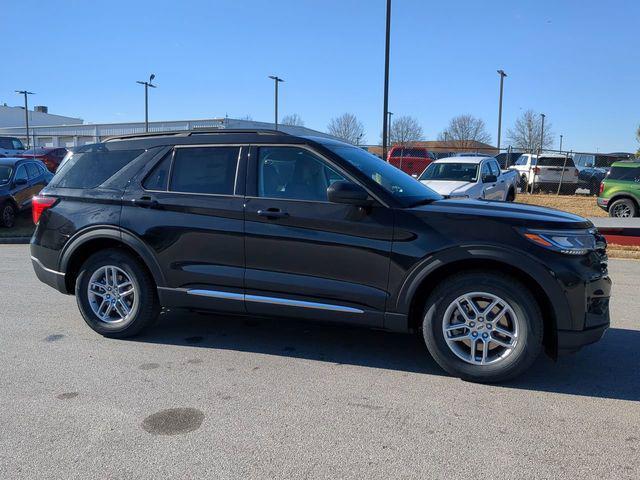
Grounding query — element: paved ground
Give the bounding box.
[1,244,639,479]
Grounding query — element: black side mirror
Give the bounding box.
[327,181,371,206]
[482,174,497,184]
[14,178,27,186]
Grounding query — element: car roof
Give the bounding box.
[433,156,491,164]
[611,160,640,168]
[0,157,27,166]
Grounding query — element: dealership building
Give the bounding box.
[0,105,335,148]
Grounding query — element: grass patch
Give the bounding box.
[516,193,606,218]
[0,210,35,238]
[608,244,640,260]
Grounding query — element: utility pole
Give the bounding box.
[539,113,546,154]
[387,111,393,147]
[136,74,157,132]
[268,75,284,130]
[15,90,35,148]
[382,0,392,161]
[496,70,507,151]
[559,134,563,152]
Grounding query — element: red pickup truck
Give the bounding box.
[387,146,436,176]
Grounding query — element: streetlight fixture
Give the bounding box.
[496,70,507,151]
[387,111,394,146]
[136,74,157,133]
[382,0,392,161]
[539,113,546,154]
[15,90,35,148]
[268,75,284,130]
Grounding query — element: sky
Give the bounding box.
[1,0,638,153]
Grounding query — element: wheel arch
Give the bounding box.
[60,226,166,294]
[396,247,568,358]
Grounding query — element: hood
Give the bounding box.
[412,198,592,230]
[420,180,471,196]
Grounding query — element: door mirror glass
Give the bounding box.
[482,174,498,184]
[327,180,370,205]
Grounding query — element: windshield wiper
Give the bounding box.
[406,198,438,208]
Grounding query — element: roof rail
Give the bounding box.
[103,128,290,142]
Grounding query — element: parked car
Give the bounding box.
[418,156,518,201]
[0,136,26,157]
[597,161,640,217]
[30,130,610,383]
[387,146,436,177]
[575,153,636,195]
[509,154,579,193]
[495,152,523,169]
[18,147,68,173]
[0,157,53,227]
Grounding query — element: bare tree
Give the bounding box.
[281,114,305,126]
[438,114,492,149]
[506,110,554,152]
[387,115,424,145]
[327,113,365,144]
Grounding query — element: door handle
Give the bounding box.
[132,196,159,209]
[257,208,289,219]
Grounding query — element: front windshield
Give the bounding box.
[419,162,478,182]
[326,145,442,206]
[0,166,12,185]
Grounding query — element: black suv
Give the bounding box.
[30,130,611,382]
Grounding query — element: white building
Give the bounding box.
[0,115,336,148]
[0,104,82,129]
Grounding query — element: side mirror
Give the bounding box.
[327,181,371,206]
[14,178,27,186]
[482,174,498,183]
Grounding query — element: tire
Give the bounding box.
[505,188,515,202]
[1,202,16,228]
[75,249,160,338]
[608,198,638,218]
[518,175,527,192]
[421,272,543,383]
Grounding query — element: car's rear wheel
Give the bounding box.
[422,272,543,383]
[75,249,159,338]
[505,188,516,202]
[1,202,16,228]
[608,198,637,218]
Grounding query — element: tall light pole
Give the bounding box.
[136,74,156,132]
[268,75,284,130]
[496,70,507,151]
[387,111,393,147]
[559,134,563,152]
[539,113,546,154]
[382,0,392,161]
[15,90,35,148]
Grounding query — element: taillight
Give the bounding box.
[598,182,605,196]
[32,196,57,224]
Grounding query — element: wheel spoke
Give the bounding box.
[469,337,478,363]
[120,288,134,298]
[491,306,508,324]
[481,338,489,364]
[489,335,512,348]
[483,298,500,315]
[464,295,481,317]
[445,323,467,333]
[494,325,516,340]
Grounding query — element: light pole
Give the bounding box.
[496,70,507,151]
[268,75,284,130]
[559,134,563,152]
[387,111,393,147]
[382,0,392,161]
[539,113,546,154]
[15,90,35,148]
[136,74,156,132]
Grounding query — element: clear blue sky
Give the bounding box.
[2,0,638,152]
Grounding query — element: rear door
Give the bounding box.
[480,161,500,199]
[243,145,394,326]
[121,144,247,313]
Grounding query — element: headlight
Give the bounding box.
[521,228,596,255]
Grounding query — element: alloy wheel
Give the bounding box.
[611,203,632,218]
[87,265,137,324]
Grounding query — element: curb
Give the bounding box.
[0,237,31,244]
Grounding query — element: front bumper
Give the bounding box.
[557,324,608,353]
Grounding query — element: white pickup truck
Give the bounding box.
[418,156,518,201]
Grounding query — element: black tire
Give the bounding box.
[518,175,527,192]
[421,272,543,383]
[505,188,516,202]
[75,249,160,338]
[1,202,16,228]
[608,198,638,218]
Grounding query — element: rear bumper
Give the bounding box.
[557,324,608,353]
[597,197,609,211]
[31,255,67,293]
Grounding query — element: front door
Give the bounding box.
[121,145,247,313]
[244,145,394,326]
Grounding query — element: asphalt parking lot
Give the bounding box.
[1,244,639,479]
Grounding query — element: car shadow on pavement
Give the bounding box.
[133,311,639,401]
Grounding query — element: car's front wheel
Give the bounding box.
[75,249,160,338]
[422,272,543,383]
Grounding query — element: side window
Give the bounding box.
[26,163,40,179]
[257,146,346,202]
[481,162,492,178]
[12,138,24,150]
[143,153,173,191]
[515,156,526,166]
[489,160,500,177]
[0,138,12,149]
[169,146,239,195]
[14,165,28,182]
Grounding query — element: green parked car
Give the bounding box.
[597,161,640,217]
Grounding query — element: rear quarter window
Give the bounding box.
[51,145,145,189]
[608,166,640,181]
